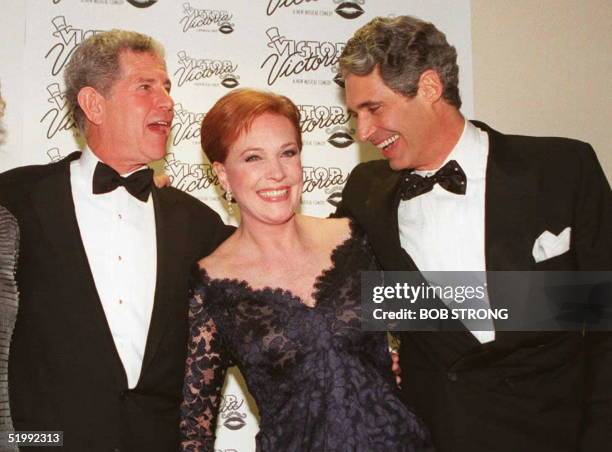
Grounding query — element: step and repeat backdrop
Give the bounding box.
[0,1,473,450]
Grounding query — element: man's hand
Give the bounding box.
[154,174,171,188]
[391,350,401,388]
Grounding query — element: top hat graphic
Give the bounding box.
[51,16,69,37]
[266,27,286,50]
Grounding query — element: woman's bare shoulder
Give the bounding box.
[196,232,243,279]
[301,215,352,248]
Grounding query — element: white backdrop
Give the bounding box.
[0,1,473,450]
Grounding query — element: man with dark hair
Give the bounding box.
[0,30,231,452]
[336,16,611,452]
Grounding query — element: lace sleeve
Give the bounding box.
[180,281,231,452]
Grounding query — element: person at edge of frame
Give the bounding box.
[0,30,232,452]
[334,15,612,452]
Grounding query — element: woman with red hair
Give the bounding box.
[179,89,431,451]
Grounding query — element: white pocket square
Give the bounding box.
[532,227,571,263]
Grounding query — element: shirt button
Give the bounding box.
[447,372,458,382]
[118,391,126,400]
[119,299,123,305]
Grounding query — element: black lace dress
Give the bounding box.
[180,226,432,452]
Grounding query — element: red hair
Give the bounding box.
[200,88,302,163]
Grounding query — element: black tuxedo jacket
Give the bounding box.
[0,152,233,452]
[336,122,612,452]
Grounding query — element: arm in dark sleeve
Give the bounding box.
[180,279,232,452]
[331,162,366,219]
[576,145,612,451]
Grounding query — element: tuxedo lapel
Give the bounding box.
[366,170,418,271]
[29,153,128,386]
[140,187,185,377]
[480,123,539,273]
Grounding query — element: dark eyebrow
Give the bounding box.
[357,100,380,110]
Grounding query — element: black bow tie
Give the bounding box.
[92,162,153,202]
[399,160,467,201]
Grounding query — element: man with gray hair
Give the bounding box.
[336,16,611,452]
[0,30,231,451]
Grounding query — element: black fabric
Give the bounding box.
[180,225,432,452]
[92,161,154,202]
[0,152,234,452]
[0,205,18,448]
[400,159,466,201]
[334,121,612,452]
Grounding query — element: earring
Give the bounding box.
[224,190,234,214]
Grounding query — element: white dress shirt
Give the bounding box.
[71,148,157,387]
[398,121,495,343]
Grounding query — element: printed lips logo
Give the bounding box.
[261,27,345,86]
[297,104,354,148]
[126,0,158,8]
[45,16,103,76]
[333,73,345,88]
[219,394,247,431]
[170,103,205,147]
[40,83,78,139]
[333,0,365,19]
[180,2,234,34]
[174,51,239,89]
[163,153,219,194]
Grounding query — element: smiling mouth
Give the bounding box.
[335,2,365,20]
[258,187,289,201]
[375,134,399,151]
[148,120,171,134]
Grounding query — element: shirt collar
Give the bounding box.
[77,146,101,185]
[78,146,149,182]
[415,120,487,180]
